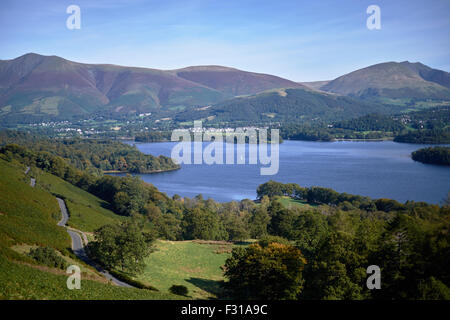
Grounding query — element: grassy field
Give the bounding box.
[278,196,315,209]
[35,170,127,232]
[135,240,237,299]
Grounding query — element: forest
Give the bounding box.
[282,109,450,142]
[0,130,179,174]
[412,146,450,166]
[174,88,392,124]
[333,113,405,132]
[394,129,450,144]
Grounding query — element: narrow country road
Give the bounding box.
[56,198,69,227]
[56,197,133,288]
[25,166,35,187]
[24,167,132,287]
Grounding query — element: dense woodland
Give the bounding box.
[1,139,449,300]
[412,146,450,166]
[0,130,179,174]
[135,131,172,142]
[174,88,392,123]
[281,109,450,142]
[333,113,405,132]
[404,107,450,130]
[394,129,450,144]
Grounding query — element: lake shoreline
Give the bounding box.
[333,137,394,142]
[130,137,396,144]
[125,140,450,204]
[103,166,180,175]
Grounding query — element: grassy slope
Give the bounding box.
[136,240,235,299]
[0,256,179,300]
[35,170,127,232]
[0,159,180,299]
[0,159,70,256]
[278,196,315,209]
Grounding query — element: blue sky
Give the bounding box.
[1,0,449,81]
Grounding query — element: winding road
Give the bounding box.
[25,166,35,187]
[56,197,133,288]
[25,165,133,288]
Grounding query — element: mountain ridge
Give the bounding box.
[1,53,450,124]
[0,53,305,122]
[319,61,450,100]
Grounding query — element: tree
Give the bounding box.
[249,207,271,239]
[145,202,182,240]
[256,180,285,199]
[293,184,307,200]
[370,213,450,300]
[224,242,306,300]
[301,231,368,300]
[118,221,155,274]
[182,207,228,240]
[220,211,250,241]
[294,211,329,259]
[306,187,338,205]
[417,277,450,300]
[119,175,149,214]
[88,221,154,275]
[240,199,256,212]
[260,195,270,208]
[113,191,131,215]
[267,200,298,240]
[374,198,405,212]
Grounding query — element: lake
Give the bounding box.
[121,140,450,204]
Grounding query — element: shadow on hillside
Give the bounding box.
[99,200,115,212]
[185,277,225,299]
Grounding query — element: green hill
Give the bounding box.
[320,61,450,106]
[175,88,393,124]
[0,158,180,299]
[35,169,127,232]
[0,159,69,258]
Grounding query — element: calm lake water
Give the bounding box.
[121,140,450,204]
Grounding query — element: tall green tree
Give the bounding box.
[224,242,306,300]
[268,201,298,240]
[182,207,228,240]
[249,207,271,239]
[88,221,154,275]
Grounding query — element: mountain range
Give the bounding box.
[1,53,449,124]
[0,53,303,123]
